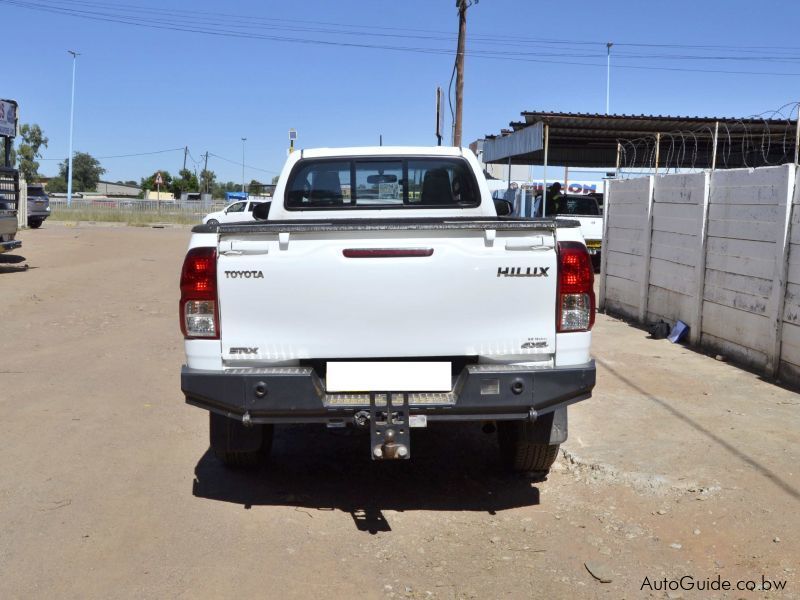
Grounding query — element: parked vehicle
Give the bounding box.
[0,185,22,254]
[202,199,268,225]
[180,146,596,476]
[556,194,603,268]
[26,184,50,228]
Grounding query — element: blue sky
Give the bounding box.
[5,0,800,183]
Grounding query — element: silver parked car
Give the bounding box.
[26,184,50,228]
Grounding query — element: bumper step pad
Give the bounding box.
[369,393,411,460]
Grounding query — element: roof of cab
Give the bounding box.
[299,146,468,158]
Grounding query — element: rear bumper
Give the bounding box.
[0,239,21,253]
[28,210,49,219]
[181,361,596,424]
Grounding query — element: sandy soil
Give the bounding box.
[1,222,798,599]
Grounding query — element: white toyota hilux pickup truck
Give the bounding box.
[180,146,596,476]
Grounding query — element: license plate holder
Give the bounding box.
[326,361,451,392]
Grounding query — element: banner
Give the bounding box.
[0,99,18,137]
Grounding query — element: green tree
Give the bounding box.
[249,179,263,195]
[140,170,173,193]
[271,175,280,185]
[0,143,16,167]
[17,124,48,182]
[212,181,240,199]
[171,168,199,199]
[200,169,216,193]
[46,175,67,193]
[53,152,105,192]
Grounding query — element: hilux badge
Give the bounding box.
[497,267,549,278]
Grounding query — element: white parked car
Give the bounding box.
[556,194,603,267]
[202,199,269,226]
[180,146,596,475]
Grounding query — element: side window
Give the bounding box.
[247,202,257,212]
[227,202,245,213]
[286,161,352,207]
[407,160,477,206]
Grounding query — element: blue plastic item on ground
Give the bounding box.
[668,320,689,343]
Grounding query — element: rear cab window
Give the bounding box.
[557,196,600,216]
[285,157,480,210]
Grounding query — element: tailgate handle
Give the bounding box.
[505,236,554,251]
[219,240,270,255]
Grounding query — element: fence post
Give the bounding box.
[690,171,712,345]
[598,178,612,310]
[637,175,655,323]
[17,177,27,228]
[766,163,798,378]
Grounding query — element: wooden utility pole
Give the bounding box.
[183,146,188,172]
[453,0,468,147]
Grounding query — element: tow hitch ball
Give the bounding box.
[373,428,409,460]
[368,393,411,460]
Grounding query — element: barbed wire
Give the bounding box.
[617,101,800,177]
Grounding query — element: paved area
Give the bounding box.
[1,223,798,599]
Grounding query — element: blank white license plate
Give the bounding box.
[325,362,451,392]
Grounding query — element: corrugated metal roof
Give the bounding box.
[482,110,798,168]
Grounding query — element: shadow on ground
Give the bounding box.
[0,253,31,273]
[193,422,541,532]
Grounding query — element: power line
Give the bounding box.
[39,146,185,160]
[19,0,800,54]
[207,152,279,175]
[4,0,800,77]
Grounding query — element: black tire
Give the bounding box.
[209,412,273,468]
[497,421,560,475]
[28,219,43,229]
[206,218,219,226]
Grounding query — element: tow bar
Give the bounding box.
[369,392,411,460]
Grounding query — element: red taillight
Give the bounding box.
[557,241,595,332]
[179,247,219,339]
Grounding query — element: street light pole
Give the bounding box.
[606,42,613,115]
[66,50,80,207]
[241,137,247,193]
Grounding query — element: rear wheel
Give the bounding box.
[28,218,43,229]
[209,412,273,468]
[497,421,560,475]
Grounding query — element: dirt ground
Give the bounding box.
[1,222,798,599]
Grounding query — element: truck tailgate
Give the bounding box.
[216,221,558,362]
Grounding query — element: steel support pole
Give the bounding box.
[66,51,78,208]
[795,104,800,165]
[241,137,247,193]
[654,133,662,176]
[711,121,720,171]
[606,42,613,115]
[542,124,549,217]
[615,142,621,178]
